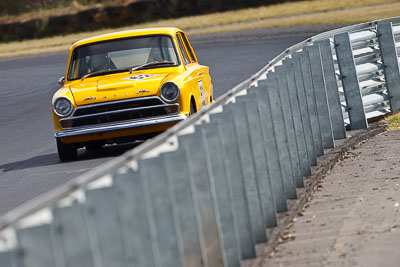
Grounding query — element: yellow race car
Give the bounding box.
[52,27,213,161]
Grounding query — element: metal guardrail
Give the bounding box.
[1,17,400,267]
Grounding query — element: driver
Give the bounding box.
[88,54,109,73]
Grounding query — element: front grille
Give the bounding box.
[73,98,162,116]
[60,96,179,129]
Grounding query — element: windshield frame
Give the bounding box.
[66,34,182,81]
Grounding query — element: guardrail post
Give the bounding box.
[294,51,324,156]
[275,66,304,188]
[247,87,288,212]
[236,93,278,227]
[334,32,368,129]
[16,225,57,267]
[162,148,204,266]
[261,76,297,199]
[316,39,347,140]
[178,131,224,266]
[290,54,317,166]
[139,157,182,267]
[0,251,15,267]
[199,122,241,267]
[85,186,128,267]
[210,112,256,259]
[377,22,400,113]
[223,103,267,243]
[282,59,312,177]
[52,204,95,267]
[113,170,158,267]
[304,44,335,149]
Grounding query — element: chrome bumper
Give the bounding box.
[55,114,187,139]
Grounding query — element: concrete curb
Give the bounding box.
[243,121,387,267]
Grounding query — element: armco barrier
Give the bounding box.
[1,17,400,267]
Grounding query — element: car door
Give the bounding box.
[176,32,212,112]
[181,32,213,104]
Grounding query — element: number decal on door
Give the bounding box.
[198,79,206,107]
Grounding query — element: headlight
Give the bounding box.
[160,82,180,102]
[53,97,73,117]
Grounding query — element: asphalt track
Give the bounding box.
[0,25,338,216]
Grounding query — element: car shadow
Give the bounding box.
[0,153,60,173]
[0,142,142,173]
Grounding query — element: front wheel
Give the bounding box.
[57,139,77,161]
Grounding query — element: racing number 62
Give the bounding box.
[198,79,206,107]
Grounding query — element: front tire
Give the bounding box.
[189,99,196,116]
[57,139,77,161]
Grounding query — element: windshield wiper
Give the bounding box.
[81,68,130,80]
[80,61,175,80]
[130,61,175,73]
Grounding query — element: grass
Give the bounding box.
[1,5,86,24]
[386,113,400,130]
[0,0,121,23]
[136,0,400,30]
[1,0,399,58]
[188,2,400,35]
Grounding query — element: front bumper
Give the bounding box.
[55,114,187,139]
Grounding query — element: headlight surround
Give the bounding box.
[160,82,180,102]
[53,97,73,117]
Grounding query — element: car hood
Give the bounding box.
[69,71,172,106]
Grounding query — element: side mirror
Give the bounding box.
[58,76,65,86]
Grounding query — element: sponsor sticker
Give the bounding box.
[124,74,157,80]
[198,79,206,107]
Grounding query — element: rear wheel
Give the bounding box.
[57,139,77,161]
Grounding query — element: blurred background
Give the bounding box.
[0,0,303,42]
[0,0,399,57]
[0,0,127,18]
[0,0,294,20]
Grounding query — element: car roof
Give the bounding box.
[71,27,182,49]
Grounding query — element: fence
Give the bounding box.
[1,17,400,267]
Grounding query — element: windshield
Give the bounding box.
[67,35,179,80]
